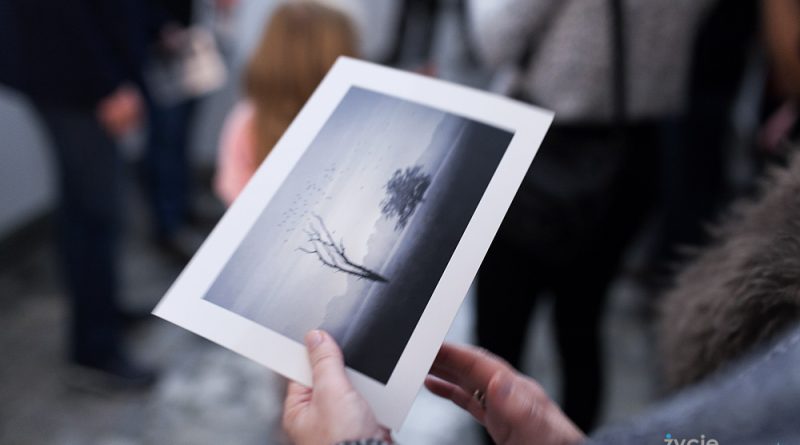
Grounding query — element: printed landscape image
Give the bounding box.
[205,87,514,383]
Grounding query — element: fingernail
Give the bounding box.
[306,330,324,349]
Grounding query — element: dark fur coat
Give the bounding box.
[659,155,800,390]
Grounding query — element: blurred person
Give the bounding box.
[757,0,800,162]
[322,0,401,63]
[1,0,157,386]
[383,0,442,73]
[215,0,358,205]
[467,0,714,433]
[654,0,800,290]
[142,0,232,262]
[384,0,478,75]
[141,0,201,262]
[649,0,759,282]
[763,0,800,100]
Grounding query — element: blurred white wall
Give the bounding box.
[0,86,54,239]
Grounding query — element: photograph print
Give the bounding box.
[204,86,514,384]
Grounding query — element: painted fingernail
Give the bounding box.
[306,330,324,349]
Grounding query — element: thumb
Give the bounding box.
[306,330,350,392]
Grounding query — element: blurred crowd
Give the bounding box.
[0,0,799,444]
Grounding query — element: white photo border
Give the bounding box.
[153,57,553,429]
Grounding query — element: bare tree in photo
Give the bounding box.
[298,213,389,283]
[381,165,432,230]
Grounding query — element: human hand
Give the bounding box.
[283,330,392,445]
[96,84,142,137]
[426,343,585,445]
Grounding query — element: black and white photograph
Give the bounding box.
[204,86,514,383]
[154,57,552,427]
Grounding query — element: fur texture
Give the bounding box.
[659,154,800,390]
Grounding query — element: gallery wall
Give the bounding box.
[0,87,53,239]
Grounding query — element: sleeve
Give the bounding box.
[214,101,258,206]
[587,327,800,445]
[466,0,561,68]
[84,0,159,99]
[52,0,130,102]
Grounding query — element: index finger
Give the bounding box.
[429,343,512,393]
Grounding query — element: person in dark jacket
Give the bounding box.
[1,0,158,386]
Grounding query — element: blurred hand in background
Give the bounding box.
[96,84,143,137]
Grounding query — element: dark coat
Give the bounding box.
[658,153,800,390]
[0,0,181,108]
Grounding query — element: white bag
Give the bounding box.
[145,26,227,106]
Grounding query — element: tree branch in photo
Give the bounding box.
[298,213,389,283]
